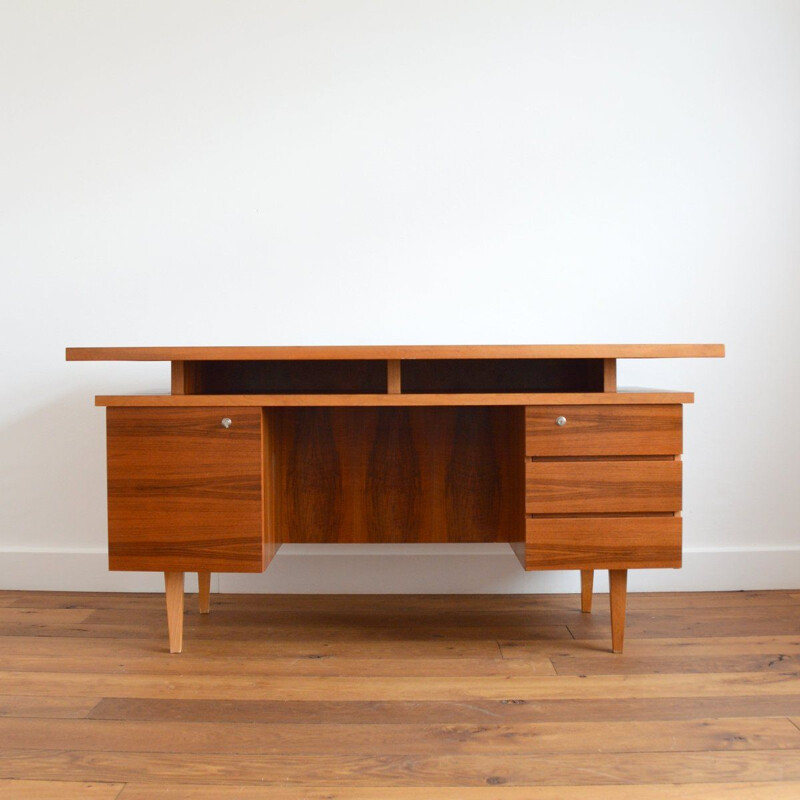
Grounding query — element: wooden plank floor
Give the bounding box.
[0,590,799,798]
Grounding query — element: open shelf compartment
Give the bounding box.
[177,358,608,396]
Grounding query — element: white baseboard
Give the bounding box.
[0,545,798,593]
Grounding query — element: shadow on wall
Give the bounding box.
[222,546,580,594]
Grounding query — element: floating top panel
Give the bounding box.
[66,344,725,361]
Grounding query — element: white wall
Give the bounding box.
[2,0,798,593]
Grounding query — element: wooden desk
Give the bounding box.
[67,344,724,653]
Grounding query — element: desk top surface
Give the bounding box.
[66,344,724,361]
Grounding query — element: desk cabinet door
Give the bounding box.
[106,407,264,572]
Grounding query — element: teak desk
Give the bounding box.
[67,344,724,653]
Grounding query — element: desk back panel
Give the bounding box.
[272,407,525,544]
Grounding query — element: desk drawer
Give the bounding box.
[525,405,682,456]
[526,459,682,514]
[523,516,682,570]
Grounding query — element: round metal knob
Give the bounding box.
[555,416,567,426]
[221,417,232,429]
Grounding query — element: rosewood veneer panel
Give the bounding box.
[274,407,525,544]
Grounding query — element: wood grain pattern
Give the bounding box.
[113,782,800,799]
[170,361,185,394]
[281,408,343,543]
[525,460,683,514]
[0,654,553,678]
[164,572,183,654]
[95,391,696,407]
[170,361,199,394]
[387,360,401,393]
[523,517,682,570]
[197,572,210,614]
[366,409,422,542]
[2,589,799,794]
[66,344,726,361]
[5,669,800,702]
[444,407,502,541]
[14,591,793,613]
[72,604,608,632]
[275,407,524,543]
[106,407,265,572]
[580,570,594,612]
[0,780,124,799]
[73,695,800,725]
[550,653,799,676]
[0,695,101,719]
[261,409,279,561]
[2,716,796,756]
[603,359,617,391]
[526,405,683,456]
[0,619,572,643]
[0,635,501,660]
[610,569,628,653]
[84,603,765,635]
[89,693,800,725]
[2,749,800,788]
[0,609,93,625]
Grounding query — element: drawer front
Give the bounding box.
[525,405,682,456]
[106,407,264,572]
[526,459,682,514]
[524,516,682,570]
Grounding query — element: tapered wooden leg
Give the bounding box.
[580,570,594,613]
[198,571,211,614]
[609,569,628,654]
[164,571,185,654]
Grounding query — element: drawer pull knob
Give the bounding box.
[555,416,567,426]
[221,417,232,429]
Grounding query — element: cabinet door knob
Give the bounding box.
[555,416,567,426]
[221,417,232,429]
